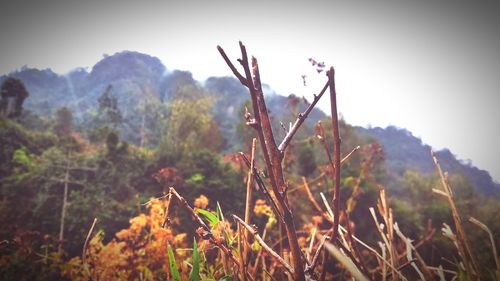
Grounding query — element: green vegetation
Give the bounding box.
[0,47,499,280]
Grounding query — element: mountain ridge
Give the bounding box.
[2,50,498,196]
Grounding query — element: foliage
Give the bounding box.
[160,85,224,155]
[0,77,29,118]
[1,48,499,281]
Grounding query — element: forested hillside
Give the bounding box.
[1,49,499,280]
[2,51,497,196]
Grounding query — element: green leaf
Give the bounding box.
[218,276,233,281]
[189,238,200,281]
[167,244,181,281]
[196,208,219,226]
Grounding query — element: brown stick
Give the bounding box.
[278,81,329,153]
[240,152,283,223]
[217,45,248,87]
[167,187,240,268]
[302,176,328,219]
[238,223,247,281]
[219,42,307,281]
[328,67,342,245]
[243,138,257,274]
[233,214,294,276]
[306,234,330,275]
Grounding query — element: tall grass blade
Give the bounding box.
[167,243,181,281]
[189,238,200,281]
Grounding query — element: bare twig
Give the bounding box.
[342,145,361,164]
[232,214,294,275]
[315,121,335,176]
[301,177,328,220]
[243,138,257,276]
[219,42,307,280]
[162,193,172,227]
[328,67,342,245]
[216,46,248,86]
[305,234,330,275]
[239,152,283,223]
[278,80,329,153]
[167,187,240,269]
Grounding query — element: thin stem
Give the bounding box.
[278,80,329,154]
[240,152,283,223]
[219,42,306,281]
[167,187,240,268]
[82,218,97,263]
[302,177,329,220]
[305,234,330,275]
[216,45,248,86]
[238,223,247,281]
[244,138,257,273]
[233,215,294,276]
[328,67,342,244]
[432,151,479,280]
[469,216,500,273]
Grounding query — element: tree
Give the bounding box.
[160,85,224,156]
[53,107,73,136]
[0,77,29,118]
[97,85,123,127]
[87,85,124,142]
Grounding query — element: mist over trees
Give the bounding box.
[0,49,499,280]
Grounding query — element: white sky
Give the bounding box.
[1,0,499,182]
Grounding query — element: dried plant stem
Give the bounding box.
[328,67,342,245]
[232,215,294,275]
[432,151,479,280]
[244,138,257,225]
[278,80,329,153]
[219,42,309,281]
[370,207,397,280]
[315,121,335,176]
[302,177,326,218]
[393,223,433,280]
[237,223,247,281]
[342,145,361,163]
[469,216,500,274]
[345,212,369,277]
[323,239,370,281]
[82,218,97,263]
[240,152,283,223]
[167,187,241,269]
[305,234,330,275]
[243,138,257,270]
[252,227,267,274]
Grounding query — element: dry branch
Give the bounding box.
[232,215,294,276]
[167,187,241,269]
[328,67,342,245]
[219,42,316,281]
[278,80,329,153]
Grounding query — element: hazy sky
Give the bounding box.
[1,0,499,182]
